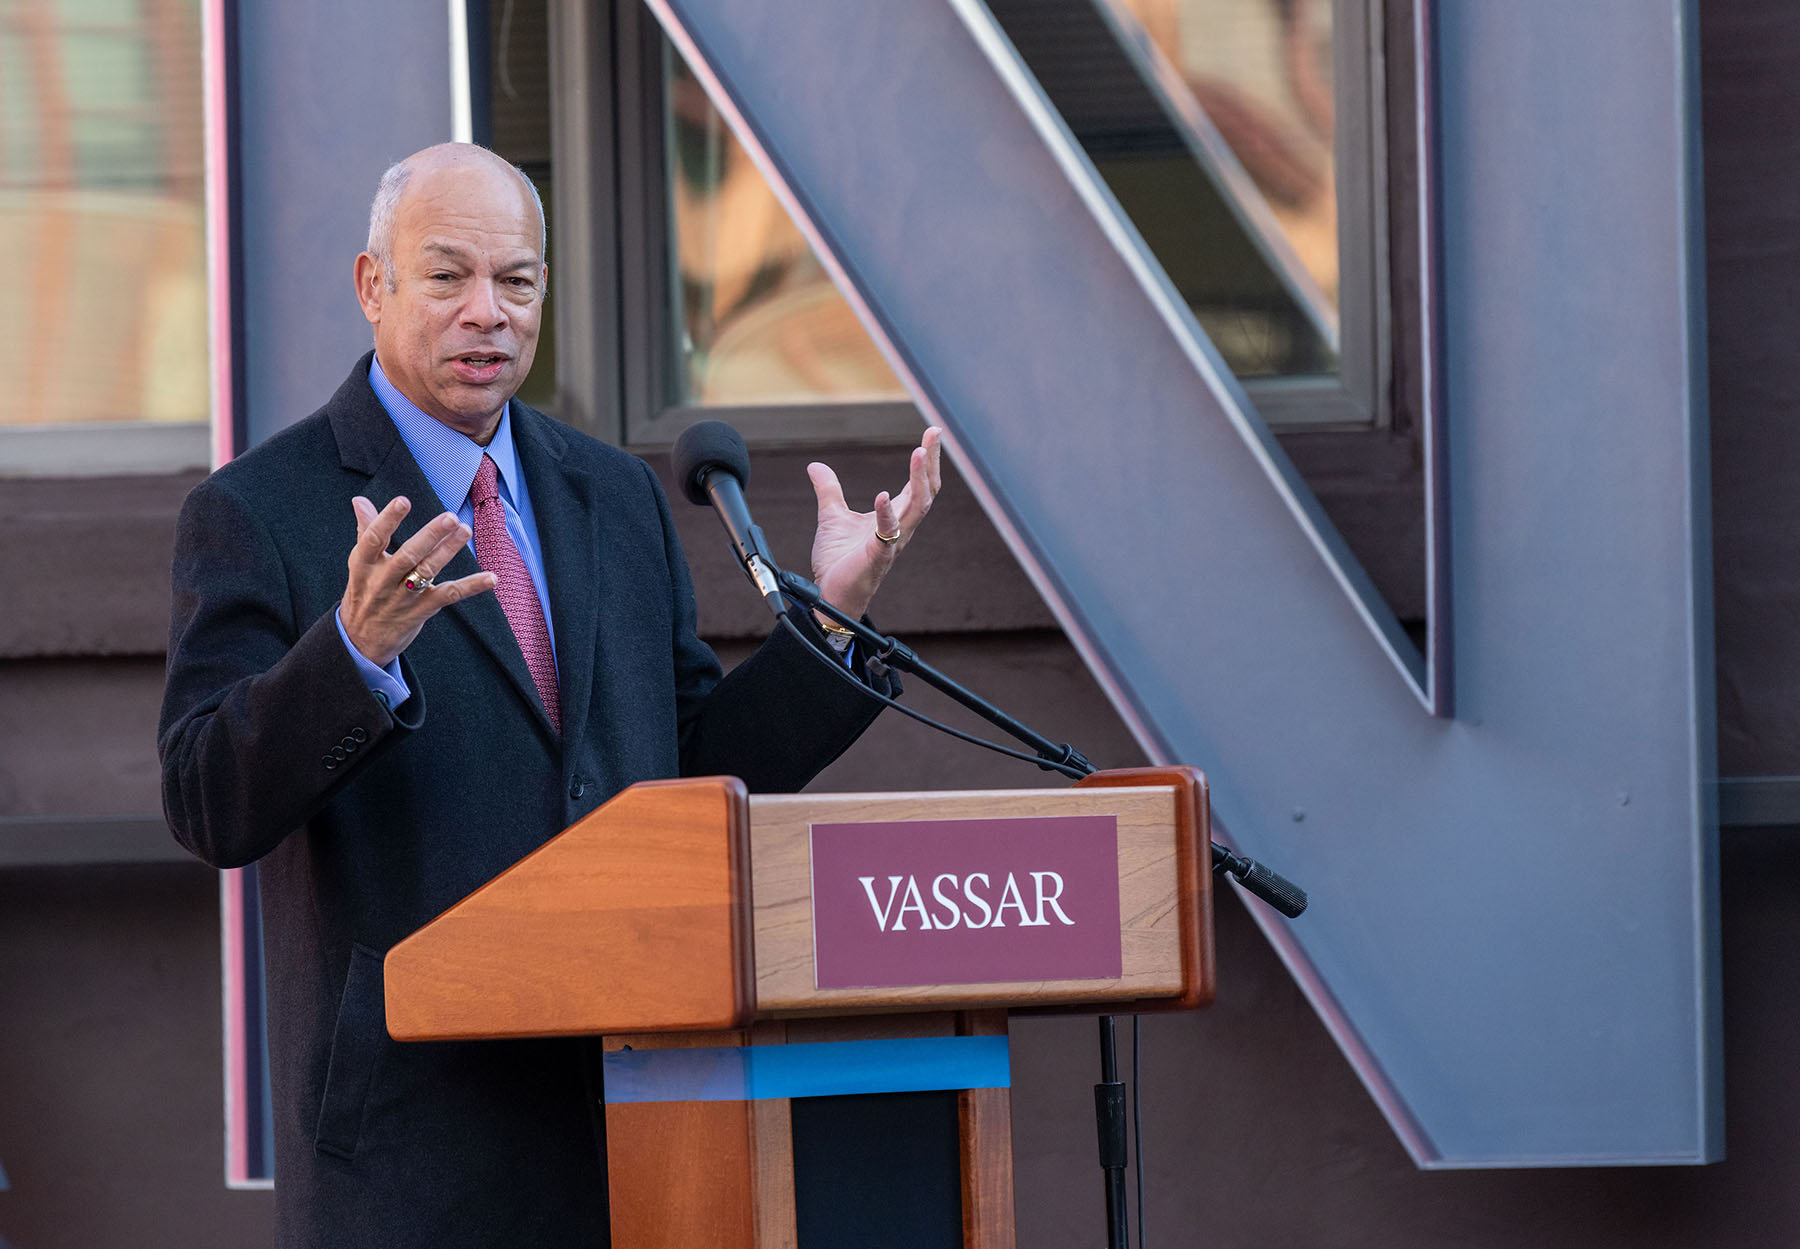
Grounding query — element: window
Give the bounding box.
[985,0,1397,429]
[612,1,924,446]
[660,49,905,410]
[0,0,211,476]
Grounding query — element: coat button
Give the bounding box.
[323,755,338,771]
[340,735,358,752]
[350,727,368,743]
[568,779,585,800]
[330,745,347,761]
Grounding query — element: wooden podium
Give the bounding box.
[385,767,1213,1248]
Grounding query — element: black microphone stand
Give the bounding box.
[774,568,1308,1249]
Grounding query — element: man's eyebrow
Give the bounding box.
[420,241,541,272]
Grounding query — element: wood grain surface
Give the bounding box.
[603,1029,763,1249]
[958,1010,1017,1249]
[749,1020,798,1249]
[1073,766,1215,1011]
[384,776,752,1040]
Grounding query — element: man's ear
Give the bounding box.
[353,252,384,326]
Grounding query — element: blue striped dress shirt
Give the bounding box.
[334,357,558,707]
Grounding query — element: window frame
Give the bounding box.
[612,0,922,448]
[0,422,210,478]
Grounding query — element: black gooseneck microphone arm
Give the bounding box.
[672,418,1306,909]
[775,568,1309,919]
[775,568,1304,1249]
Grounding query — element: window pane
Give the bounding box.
[664,46,904,407]
[0,36,45,181]
[0,0,209,427]
[986,0,1341,382]
[658,1,1350,404]
[55,0,141,23]
[61,31,150,113]
[1119,0,1340,311]
[480,0,556,414]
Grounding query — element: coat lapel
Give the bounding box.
[328,357,556,742]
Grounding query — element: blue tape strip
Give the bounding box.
[602,1035,1010,1104]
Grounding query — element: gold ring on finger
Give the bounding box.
[403,567,435,594]
[875,529,900,546]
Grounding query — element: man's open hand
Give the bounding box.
[340,496,496,667]
[807,426,943,624]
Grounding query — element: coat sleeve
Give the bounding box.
[640,459,894,793]
[158,477,424,868]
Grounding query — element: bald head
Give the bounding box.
[367,144,545,290]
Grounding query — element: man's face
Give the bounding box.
[355,159,546,441]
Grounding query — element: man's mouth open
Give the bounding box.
[451,354,509,384]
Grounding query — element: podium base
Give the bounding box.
[603,1012,1016,1248]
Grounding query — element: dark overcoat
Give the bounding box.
[158,356,887,1247]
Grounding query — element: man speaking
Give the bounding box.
[158,142,939,1247]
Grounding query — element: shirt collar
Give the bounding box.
[368,355,524,511]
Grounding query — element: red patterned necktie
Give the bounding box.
[471,454,561,733]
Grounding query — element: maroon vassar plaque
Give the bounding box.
[809,815,1123,990]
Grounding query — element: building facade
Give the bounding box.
[4,0,1800,1244]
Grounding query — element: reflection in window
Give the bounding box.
[987,0,1340,382]
[665,49,904,407]
[0,0,208,427]
[1117,0,1339,309]
[661,1,1347,402]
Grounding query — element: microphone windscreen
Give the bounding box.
[671,420,752,506]
[1240,861,1308,918]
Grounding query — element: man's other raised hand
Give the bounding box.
[806,425,944,624]
[341,496,497,667]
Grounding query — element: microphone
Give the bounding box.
[671,420,788,616]
[1211,846,1308,917]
